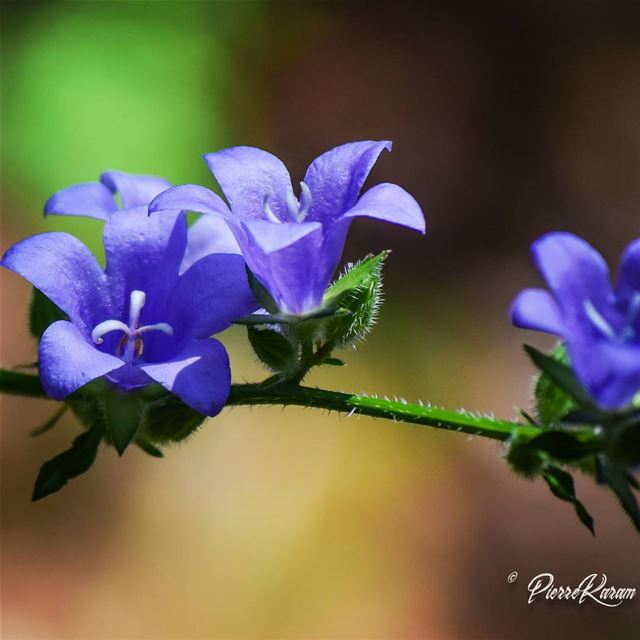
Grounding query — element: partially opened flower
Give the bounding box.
[2,208,257,415]
[512,232,640,409]
[45,170,240,272]
[149,141,425,315]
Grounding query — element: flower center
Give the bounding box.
[584,292,640,343]
[91,290,174,362]
[263,181,312,223]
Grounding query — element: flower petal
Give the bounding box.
[181,214,240,273]
[140,339,230,416]
[44,182,118,220]
[170,253,257,338]
[342,183,425,233]
[103,207,187,319]
[616,237,640,305]
[100,171,172,209]
[569,339,640,410]
[239,220,326,314]
[203,147,293,221]
[303,140,392,223]
[532,232,615,334]
[149,184,231,217]
[511,288,565,336]
[1,232,110,335]
[38,320,123,399]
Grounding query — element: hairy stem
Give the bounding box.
[0,368,597,443]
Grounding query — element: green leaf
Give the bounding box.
[103,391,143,456]
[135,438,164,458]
[32,425,103,501]
[29,288,67,340]
[31,405,68,436]
[321,251,388,346]
[247,326,297,372]
[542,465,595,535]
[609,419,640,467]
[526,344,593,411]
[139,394,206,444]
[321,357,345,367]
[246,266,278,314]
[604,461,640,533]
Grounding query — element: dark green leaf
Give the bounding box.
[31,405,68,436]
[139,395,206,443]
[103,392,143,456]
[526,344,593,410]
[32,425,103,501]
[135,439,164,458]
[604,461,640,533]
[321,357,345,367]
[627,472,640,491]
[609,420,640,467]
[542,465,595,535]
[247,326,297,372]
[29,288,67,340]
[246,266,279,314]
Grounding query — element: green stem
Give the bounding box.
[0,369,47,398]
[0,368,594,443]
[226,383,532,441]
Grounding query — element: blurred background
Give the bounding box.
[1,1,639,638]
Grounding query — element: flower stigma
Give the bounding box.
[584,293,640,343]
[91,290,174,362]
[262,181,312,224]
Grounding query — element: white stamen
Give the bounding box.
[137,322,174,336]
[298,181,312,221]
[584,300,616,339]
[263,196,281,224]
[92,320,130,344]
[90,289,174,362]
[285,188,300,222]
[128,290,146,328]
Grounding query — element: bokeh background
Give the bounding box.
[1,1,639,638]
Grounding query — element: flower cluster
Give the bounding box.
[2,142,425,416]
[1,142,639,528]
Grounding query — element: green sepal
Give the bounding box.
[139,394,206,444]
[29,288,67,340]
[246,266,279,314]
[542,465,595,535]
[247,326,298,372]
[526,343,593,420]
[102,391,143,456]
[527,430,601,462]
[504,429,544,478]
[32,423,104,501]
[320,251,388,347]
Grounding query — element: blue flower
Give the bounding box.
[2,208,257,415]
[44,170,240,272]
[512,232,640,409]
[149,141,426,315]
